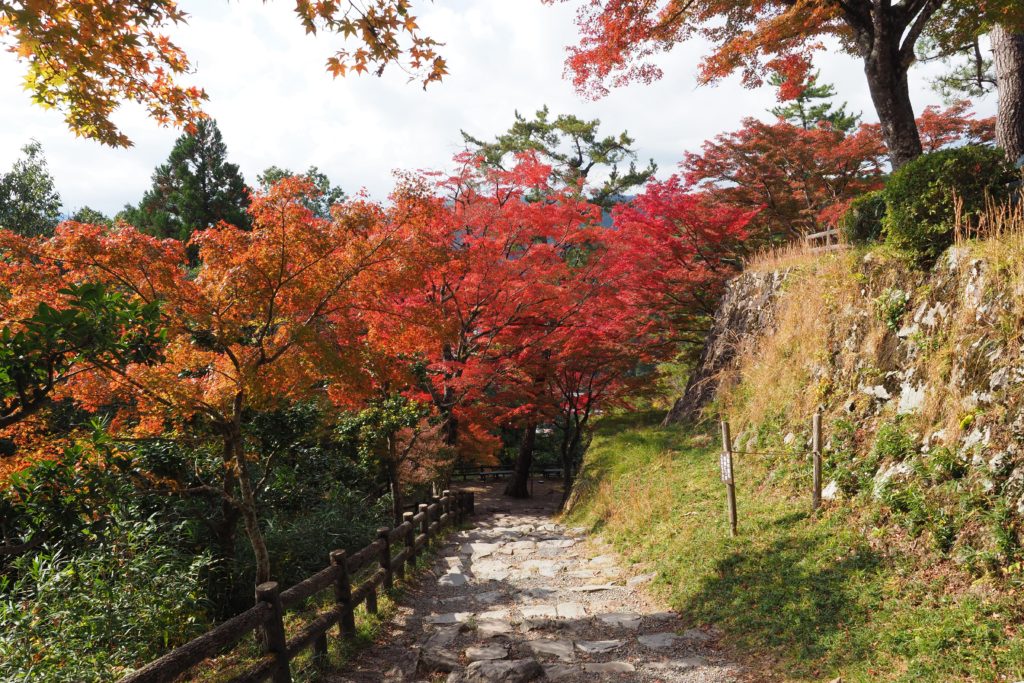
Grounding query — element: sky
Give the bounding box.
[0,1,996,216]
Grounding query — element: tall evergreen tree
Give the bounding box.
[992,27,1024,162]
[769,71,860,132]
[462,106,656,209]
[122,119,249,243]
[0,141,62,237]
[921,25,1024,163]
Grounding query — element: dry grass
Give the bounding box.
[743,237,836,273]
[720,199,1024,448]
[717,248,908,434]
[955,194,1024,247]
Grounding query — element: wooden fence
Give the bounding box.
[804,227,845,253]
[451,464,563,482]
[119,489,475,683]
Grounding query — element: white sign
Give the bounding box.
[719,452,733,484]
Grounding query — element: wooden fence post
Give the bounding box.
[442,490,451,523]
[812,409,823,513]
[419,503,430,545]
[365,581,378,615]
[720,420,738,537]
[378,527,393,591]
[255,582,291,683]
[403,511,416,568]
[330,550,356,638]
[312,630,328,670]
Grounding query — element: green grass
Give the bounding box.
[565,412,1024,682]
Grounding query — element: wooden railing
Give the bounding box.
[804,227,845,253]
[119,489,475,683]
[451,465,563,481]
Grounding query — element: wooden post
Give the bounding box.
[330,550,356,638]
[720,420,738,537]
[812,409,823,513]
[255,582,291,683]
[312,631,328,670]
[378,527,393,591]
[441,489,451,523]
[366,582,378,615]
[403,511,416,568]
[419,503,430,545]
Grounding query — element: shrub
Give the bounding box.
[883,145,1016,262]
[840,190,886,245]
[873,288,910,332]
[872,419,917,463]
[0,517,212,682]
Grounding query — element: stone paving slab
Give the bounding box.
[328,480,740,682]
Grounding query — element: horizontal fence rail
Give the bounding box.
[119,489,474,683]
[451,465,564,481]
[804,227,846,253]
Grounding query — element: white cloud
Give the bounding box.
[0,0,997,215]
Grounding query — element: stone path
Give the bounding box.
[330,481,740,682]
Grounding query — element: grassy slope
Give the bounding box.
[566,412,1024,682]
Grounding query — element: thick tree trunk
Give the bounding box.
[993,25,1024,163]
[864,46,922,168]
[504,422,536,498]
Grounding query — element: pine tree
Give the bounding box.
[462,106,656,208]
[0,141,62,237]
[770,71,860,132]
[123,119,250,244]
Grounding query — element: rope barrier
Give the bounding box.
[730,449,816,457]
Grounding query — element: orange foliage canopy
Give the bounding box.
[39,177,396,433]
[2,177,403,582]
[0,1,445,146]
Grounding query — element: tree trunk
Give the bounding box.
[228,431,273,586]
[211,440,240,611]
[864,45,922,168]
[504,422,536,498]
[387,459,404,525]
[441,405,458,447]
[558,422,581,508]
[993,25,1024,163]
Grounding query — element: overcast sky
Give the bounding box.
[0,0,996,216]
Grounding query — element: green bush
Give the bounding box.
[0,518,212,682]
[873,287,910,332]
[840,190,886,245]
[872,419,917,463]
[883,145,1016,262]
